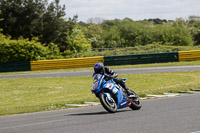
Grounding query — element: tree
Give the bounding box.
[0,10,5,41]
[118,19,154,47]
[0,0,47,39]
[188,16,200,22]
[83,24,104,48]
[154,25,193,46]
[0,0,70,49]
[102,26,121,48]
[39,0,66,44]
[57,15,78,52]
[0,10,3,30]
[188,16,200,45]
[65,24,91,57]
[101,19,121,29]
[87,17,105,24]
[146,18,167,24]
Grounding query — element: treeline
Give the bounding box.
[0,0,200,63]
[83,17,200,48]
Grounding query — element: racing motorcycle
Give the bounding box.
[91,73,142,113]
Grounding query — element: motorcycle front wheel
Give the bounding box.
[99,93,117,113]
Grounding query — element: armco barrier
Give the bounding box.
[31,56,104,71]
[178,50,200,61]
[0,61,31,72]
[104,52,179,66]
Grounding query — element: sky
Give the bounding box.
[59,0,200,22]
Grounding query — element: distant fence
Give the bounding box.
[0,50,200,72]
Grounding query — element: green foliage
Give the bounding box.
[102,26,121,48]
[188,16,200,45]
[118,19,155,47]
[154,25,194,46]
[83,24,104,48]
[86,17,196,48]
[0,0,47,38]
[39,0,66,45]
[0,0,74,51]
[46,43,62,59]
[1,0,200,63]
[64,25,92,58]
[88,44,200,57]
[98,18,195,48]
[145,18,167,24]
[0,38,61,63]
[0,10,4,40]
[0,39,45,63]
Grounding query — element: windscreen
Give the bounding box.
[93,74,102,83]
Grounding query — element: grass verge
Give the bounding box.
[1,71,200,115]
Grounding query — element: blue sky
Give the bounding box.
[59,0,200,22]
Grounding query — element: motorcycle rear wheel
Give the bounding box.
[129,90,142,110]
[99,93,117,113]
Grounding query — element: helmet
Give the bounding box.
[94,63,104,74]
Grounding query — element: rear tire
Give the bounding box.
[129,90,142,110]
[99,93,117,113]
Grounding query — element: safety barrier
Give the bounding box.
[104,52,179,66]
[31,56,104,71]
[1,50,200,72]
[178,50,200,61]
[0,61,31,72]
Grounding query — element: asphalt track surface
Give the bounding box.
[0,94,200,133]
[0,65,200,78]
[1,65,200,133]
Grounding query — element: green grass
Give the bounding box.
[1,71,200,115]
[1,61,200,76]
[109,61,200,69]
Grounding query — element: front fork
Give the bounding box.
[104,93,112,102]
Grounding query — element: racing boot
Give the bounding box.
[126,88,135,98]
[121,83,135,98]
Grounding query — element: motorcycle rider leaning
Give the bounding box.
[93,63,135,97]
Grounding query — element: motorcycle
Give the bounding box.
[91,73,142,113]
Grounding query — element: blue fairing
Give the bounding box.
[122,78,127,83]
[92,74,130,109]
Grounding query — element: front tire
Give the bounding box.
[129,90,142,110]
[99,93,117,113]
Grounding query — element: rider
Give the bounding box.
[93,63,134,97]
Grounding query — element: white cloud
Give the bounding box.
[60,0,200,22]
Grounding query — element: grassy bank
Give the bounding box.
[82,44,200,57]
[1,71,200,115]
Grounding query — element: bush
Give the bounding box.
[0,38,61,63]
[46,43,62,59]
[64,25,92,58]
[154,25,194,46]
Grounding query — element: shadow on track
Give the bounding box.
[66,109,132,116]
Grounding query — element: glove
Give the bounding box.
[112,73,118,78]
